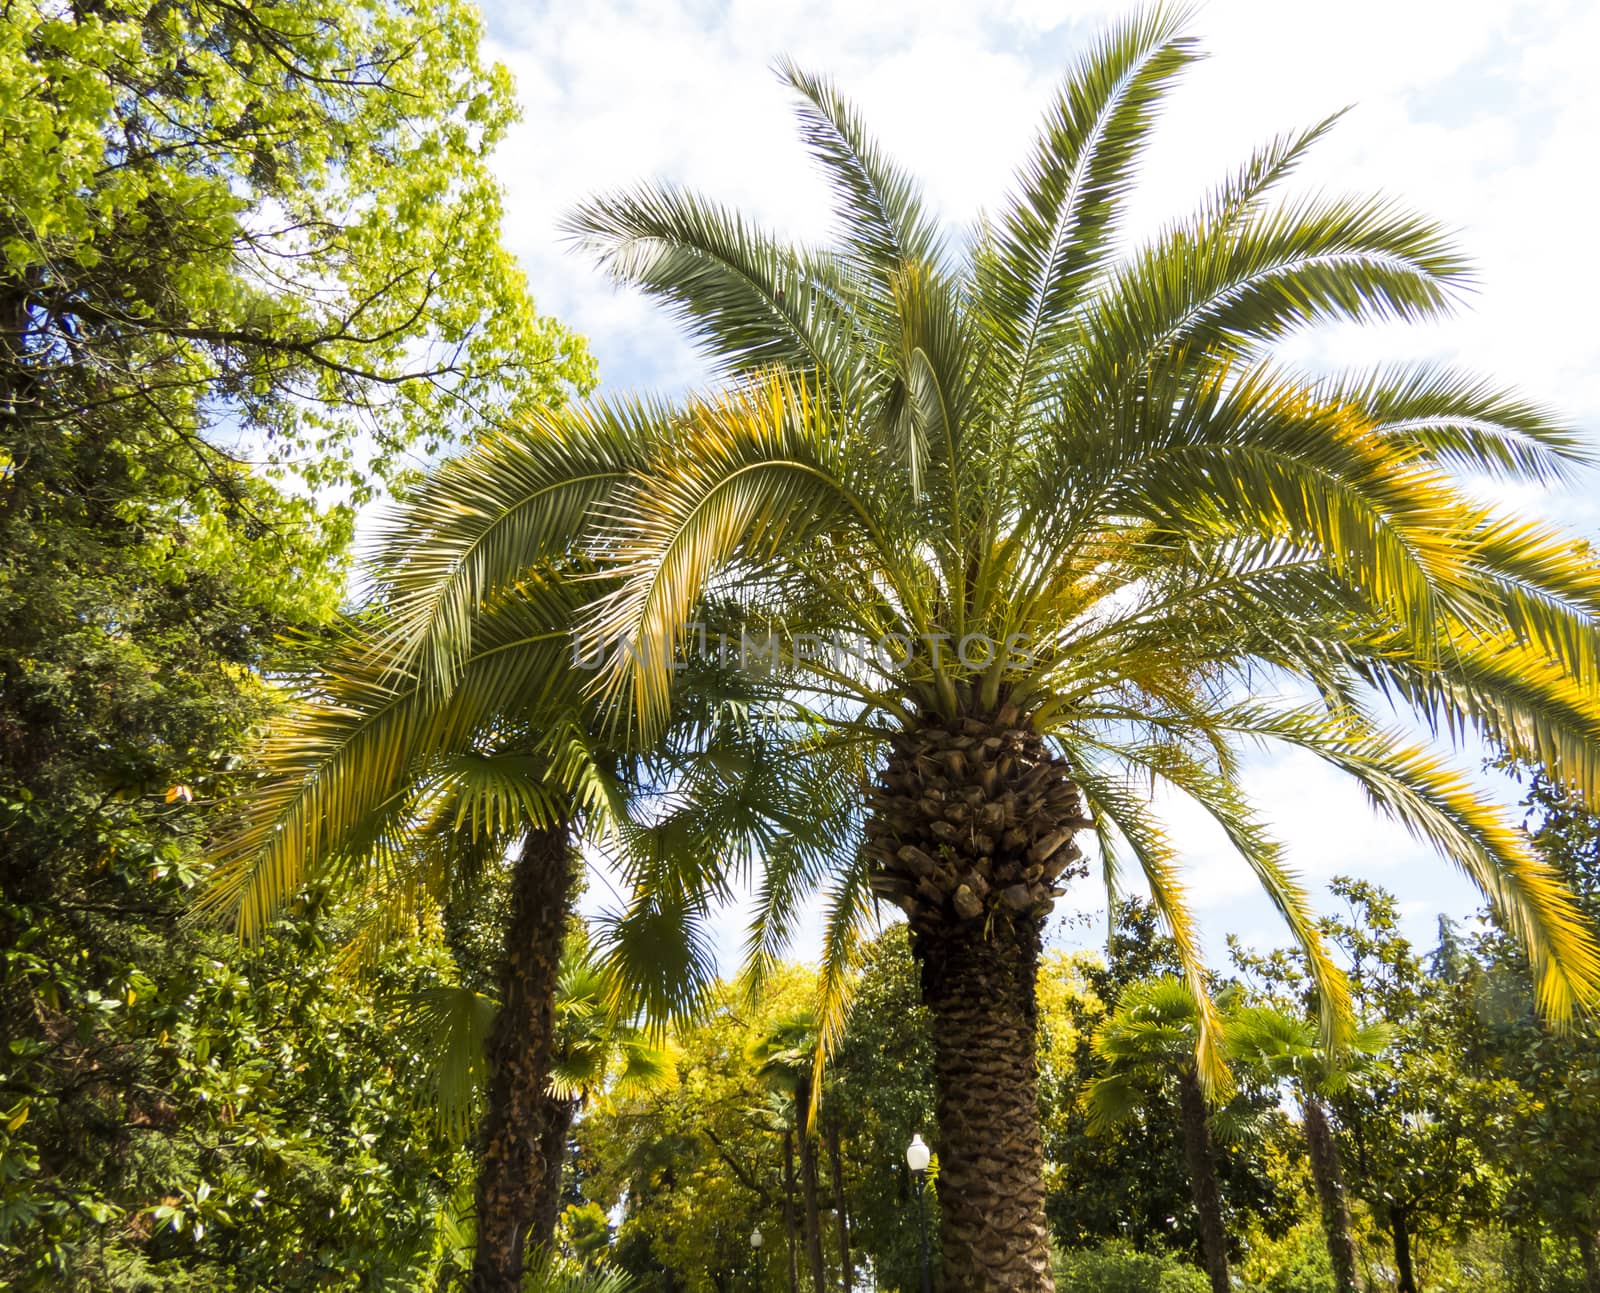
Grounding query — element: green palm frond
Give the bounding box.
[367,398,666,691]
[396,985,499,1141]
[1071,767,1229,1092]
[775,57,947,276]
[1082,190,1470,384]
[975,4,1199,413]
[562,189,863,392]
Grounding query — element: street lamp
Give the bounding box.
[749,1226,763,1291]
[906,1134,932,1293]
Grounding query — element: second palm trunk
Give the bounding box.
[470,822,574,1293]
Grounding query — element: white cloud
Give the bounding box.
[482,0,1598,965]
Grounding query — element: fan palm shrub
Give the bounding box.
[1086,977,1253,1293]
[404,931,674,1251]
[1228,1005,1387,1293]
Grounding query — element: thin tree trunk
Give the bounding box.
[796,1098,827,1293]
[1302,1095,1359,1293]
[470,823,574,1293]
[1391,1210,1417,1293]
[1578,1228,1600,1293]
[1176,1068,1231,1293]
[783,1129,801,1293]
[827,1120,852,1293]
[530,1096,578,1253]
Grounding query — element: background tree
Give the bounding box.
[1086,977,1251,1293]
[1236,879,1504,1293]
[751,1010,829,1293]
[1046,904,1297,1272]
[1227,1004,1388,1293]
[1454,771,1600,1290]
[0,0,589,1285]
[827,925,938,1293]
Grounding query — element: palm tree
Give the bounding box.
[1228,1005,1386,1293]
[535,10,1600,1289]
[751,1010,830,1293]
[1086,977,1244,1293]
[198,566,770,1293]
[541,935,677,1247]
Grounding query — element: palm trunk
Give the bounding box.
[866,709,1089,1293]
[827,1120,852,1293]
[1577,1228,1600,1293]
[796,1107,828,1293]
[1390,1210,1416,1293]
[470,822,574,1293]
[1302,1095,1359,1293]
[783,1129,801,1293]
[1176,1068,1231,1293]
[530,1096,579,1253]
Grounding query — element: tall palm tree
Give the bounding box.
[1228,1005,1387,1293]
[1086,977,1248,1293]
[352,10,1600,1288]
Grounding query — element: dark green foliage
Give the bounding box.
[826,924,939,1292]
[0,0,588,1285]
[1456,772,1600,1280]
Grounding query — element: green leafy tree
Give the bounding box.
[1240,880,1503,1293]
[1,0,588,1283]
[1456,772,1600,1289]
[827,925,938,1293]
[0,0,591,500]
[579,970,820,1293]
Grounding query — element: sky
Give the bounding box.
[469,0,1600,967]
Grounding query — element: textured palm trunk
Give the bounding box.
[470,822,574,1293]
[1390,1210,1417,1293]
[865,706,1090,1293]
[827,1120,852,1293]
[531,1095,579,1252]
[1301,1095,1359,1293]
[1176,1068,1232,1293]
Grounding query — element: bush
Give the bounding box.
[1052,1242,1211,1293]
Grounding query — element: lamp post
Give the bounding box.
[906,1134,932,1293]
[749,1225,763,1291]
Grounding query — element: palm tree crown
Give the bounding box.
[561,8,1600,1041]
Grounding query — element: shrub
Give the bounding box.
[1051,1242,1211,1293]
